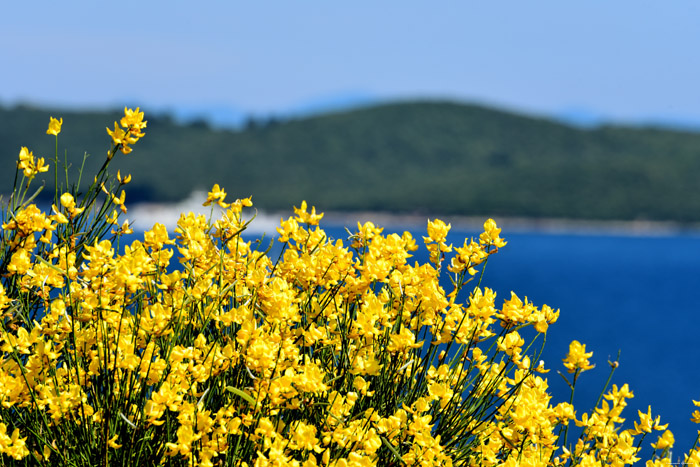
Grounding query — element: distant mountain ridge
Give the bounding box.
[2,100,700,222]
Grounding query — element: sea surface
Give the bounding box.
[247,224,700,454]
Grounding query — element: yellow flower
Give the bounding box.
[634,405,667,434]
[46,116,63,136]
[60,192,76,210]
[534,359,550,373]
[7,249,32,276]
[423,219,453,264]
[0,423,29,460]
[289,421,320,451]
[293,200,324,225]
[353,376,372,395]
[497,330,524,359]
[203,184,229,208]
[562,340,595,373]
[106,122,128,146]
[59,192,85,218]
[553,402,575,421]
[426,219,451,244]
[16,147,49,179]
[120,106,147,133]
[448,239,487,274]
[691,400,700,424]
[35,157,49,174]
[0,284,13,312]
[480,218,507,248]
[106,108,146,155]
[107,435,122,449]
[117,170,132,184]
[651,429,674,450]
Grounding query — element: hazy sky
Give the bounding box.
[3,1,700,122]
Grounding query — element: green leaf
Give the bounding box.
[225,386,256,406]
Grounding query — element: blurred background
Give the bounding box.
[0,0,700,224]
[3,1,700,223]
[3,0,700,455]
[3,1,700,125]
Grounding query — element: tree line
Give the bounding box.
[2,100,700,222]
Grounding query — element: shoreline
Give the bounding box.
[320,211,700,237]
[127,196,700,237]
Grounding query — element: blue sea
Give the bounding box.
[253,225,700,453]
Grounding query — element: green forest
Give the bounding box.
[2,100,700,222]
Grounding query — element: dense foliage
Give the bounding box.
[1,109,699,465]
[2,101,700,221]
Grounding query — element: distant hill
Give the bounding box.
[2,100,700,222]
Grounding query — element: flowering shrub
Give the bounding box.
[0,109,699,466]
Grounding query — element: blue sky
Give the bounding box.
[3,1,700,125]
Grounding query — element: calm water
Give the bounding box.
[279,226,700,453]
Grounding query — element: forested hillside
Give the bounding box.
[2,101,700,221]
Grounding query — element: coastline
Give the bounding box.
[127,195,700,237]
[320,211,700,237]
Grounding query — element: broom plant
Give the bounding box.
[0,109,697,466]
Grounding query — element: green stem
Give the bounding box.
[594,350,621,410]
[53,134,59,205]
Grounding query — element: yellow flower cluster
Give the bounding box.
[106,106,147,155]
[16,147,49,181]
[563,340,595,374]
[1,112,699,466]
